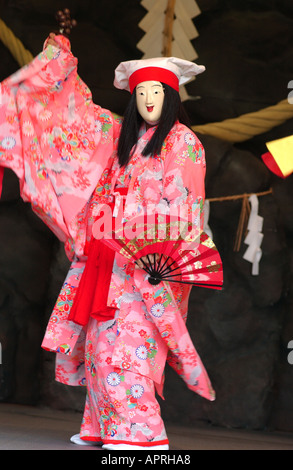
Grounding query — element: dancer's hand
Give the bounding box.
[136,254,156,269]
[47,32,59,47]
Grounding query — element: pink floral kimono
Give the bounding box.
[0,35,215,447]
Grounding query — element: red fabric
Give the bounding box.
[129,67,179,93]
[102,438,169,447]
[261,151,285,178]
[68,188,128,326]
[80,436,101,442]
[0,167,4,198]
[68,237,116,326]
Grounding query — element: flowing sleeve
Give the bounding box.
[0,35,119,242]
[159,123,206,231]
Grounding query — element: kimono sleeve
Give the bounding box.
[134,268,215,401]
[0,35,118,243]
[159,124,206,232]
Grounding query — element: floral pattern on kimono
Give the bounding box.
[0,35,214,401]
[79,315,169,445]
[0,34,120,250]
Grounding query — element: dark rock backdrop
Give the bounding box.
[0,0,293,433]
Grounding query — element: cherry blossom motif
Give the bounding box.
[1,136,16,149]
[22,121,34,137]
[150,303,165,318]
[106,372,121,386]
[194,261,202,269]
[38,109,53,122]
[184,132,196,146]
[130,384,144,399]
[72,167,91,190]
[135,345,148,360]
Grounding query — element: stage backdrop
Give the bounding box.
[0,0,293,432]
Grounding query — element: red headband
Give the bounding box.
[129,67,179,93]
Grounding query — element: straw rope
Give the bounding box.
[207,188,273,203]
[192,99,293,143]
[0,18,33,67]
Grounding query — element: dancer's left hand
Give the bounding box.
[136,254,156,269]
[47,32,59,47]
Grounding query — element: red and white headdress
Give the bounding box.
[114,56,205,94]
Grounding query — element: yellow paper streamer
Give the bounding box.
[266,135,293,177]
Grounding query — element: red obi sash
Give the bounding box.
[68,188,127,326]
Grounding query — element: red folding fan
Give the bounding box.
[100,214,223,290]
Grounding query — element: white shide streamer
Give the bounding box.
[243,195,264,275]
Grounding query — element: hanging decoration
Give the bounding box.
[242,195,264,276]
[233,195,251,252]
[55,9,77,36]
[138,0,201,101]
[262,135,293,178]
[138,0,200,59]
[207,188,273,275]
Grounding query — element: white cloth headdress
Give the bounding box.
[114,56,205,93]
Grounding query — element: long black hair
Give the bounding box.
[117,83,191,167]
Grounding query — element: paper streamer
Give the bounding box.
[243,195,264,275]
[203,200,213,240]
[265,135,293,177]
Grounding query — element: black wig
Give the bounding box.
[117,84,191,167]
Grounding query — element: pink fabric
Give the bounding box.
[0,34,120,244]
[133,269,215,400]
[80,316,169,445]
[42,122,213,399]
[0,36,215,403]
